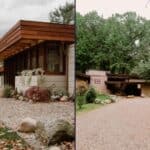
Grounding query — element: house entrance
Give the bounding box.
[124,84,141,96]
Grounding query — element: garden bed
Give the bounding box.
[0,125,32,149]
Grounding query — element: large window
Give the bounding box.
[13,42,66,75]
[46,44,65,74]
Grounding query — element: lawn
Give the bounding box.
[76,92,113,115]
[96,94,111,101]
[77,103,102,114]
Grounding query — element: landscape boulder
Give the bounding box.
[104,99,112,104]
[35,119,74,146]
[17,117,37,133]
[49,146,61,150]
[94,98,102,104]
[60,96,68,102]
[51,95,60,101]
[18,95,24,101]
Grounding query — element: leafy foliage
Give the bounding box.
[76,11,150,77]
[3,85,13,98]
[76,95,85,109]
[132,60,150,80]
[85,87,97,103]
[49,2,74,24]
[76,85,87,109]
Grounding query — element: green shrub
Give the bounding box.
[76,85,87,95]
[76,95,85,109]
[3,85,13,98]
[48,84,68,97]
[76,85,87,109]
[85,87,96,103]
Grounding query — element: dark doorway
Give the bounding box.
[124,84,141,96]
[4,51,28,87]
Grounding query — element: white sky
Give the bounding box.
[77,0,150,19]
[0,0,73,37]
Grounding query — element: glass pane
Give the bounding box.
[47,44,63,73]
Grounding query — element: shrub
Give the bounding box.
[48,84,68,97]
[76,95,85,109]
[85,87,96,103]
[11,89,18,98]
[76,85,87,109]
[25,86,50,102]
[3,85,13,98]
[76,85,87,96]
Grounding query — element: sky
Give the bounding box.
[77,0,150,19]
[0,0,73,37]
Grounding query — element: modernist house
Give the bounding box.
[77,70,150,97]
[0,20,75,95]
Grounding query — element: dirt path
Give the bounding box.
[77,97,150,150]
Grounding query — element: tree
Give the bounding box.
[76,11,104,72]
[76,11,150,76]
[132,60,150,80]
[49,2,74,24]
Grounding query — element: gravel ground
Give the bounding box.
[0,98,74,150]
[77,97,150,150]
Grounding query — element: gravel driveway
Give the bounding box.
[0,98,74,149]
[77,97,150,150]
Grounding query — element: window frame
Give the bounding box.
[44,42,66,75]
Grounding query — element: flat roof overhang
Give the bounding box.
[0,20,75,59]
[106,79,150,85]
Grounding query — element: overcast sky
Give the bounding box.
[0,0,73,37]
[77,0,150,19]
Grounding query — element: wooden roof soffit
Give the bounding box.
[0,20,75,59]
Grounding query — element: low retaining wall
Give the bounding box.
[15,75,66,94]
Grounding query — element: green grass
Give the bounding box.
[96,93,110,100]
[77,103,102,114]
[76,88,113,115]
[76,93,112,115]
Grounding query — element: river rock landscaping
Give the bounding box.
[0,98,74,149]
